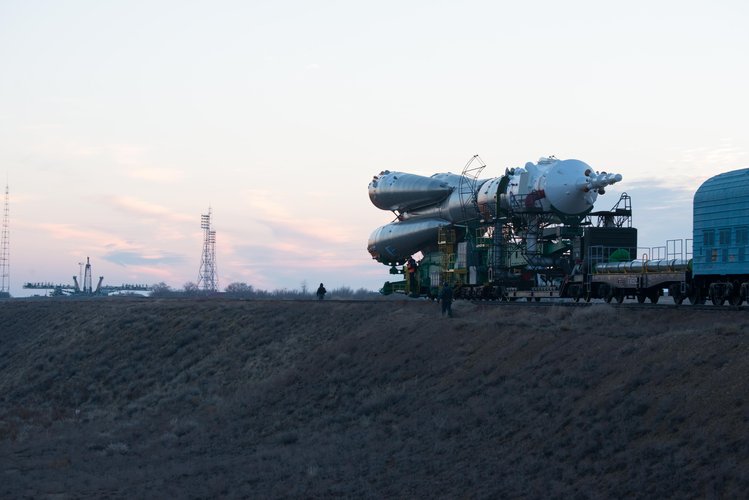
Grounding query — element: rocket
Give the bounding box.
[367,157,622,265]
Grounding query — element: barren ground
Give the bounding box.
[1,298,748,498]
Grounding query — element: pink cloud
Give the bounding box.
[126,167,185,183]
[107,196,193,222]
[241,189,358,245]
[35,223,132,248]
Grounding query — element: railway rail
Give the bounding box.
[466,298,748,312]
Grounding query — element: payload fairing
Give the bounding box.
[367,157,622,265]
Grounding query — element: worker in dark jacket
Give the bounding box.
[440,282,453,317]
[316,283,327,300]
[406,257,418,296]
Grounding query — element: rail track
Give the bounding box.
[467,298,748,312]
[4,294,748,312]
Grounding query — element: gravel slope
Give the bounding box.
[1,298,748,498]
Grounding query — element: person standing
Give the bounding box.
[316,283,327,300]
[440,282,453,317]
[406,256,418,296]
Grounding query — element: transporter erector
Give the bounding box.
[367,156,635,300]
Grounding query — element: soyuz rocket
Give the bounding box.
[367,157,622,265]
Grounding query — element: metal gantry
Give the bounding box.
[23,257,152,296]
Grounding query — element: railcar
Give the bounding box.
[690,168,749,305]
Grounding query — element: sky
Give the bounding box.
[1,0,748,296]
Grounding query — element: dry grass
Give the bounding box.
[1,297,748,498]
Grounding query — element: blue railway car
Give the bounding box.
[692,168,749,305]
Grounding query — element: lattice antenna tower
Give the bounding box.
[197,207,218,292]
[0,180,9,295]
[209,228,217,289]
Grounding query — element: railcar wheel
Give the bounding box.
[615,292,624,304]
[669,285,684,305]
[688,289,703,305]
[535,297,541,302]
[636,294,646,304]
[710,291,725,306]
[649,291,659,304]
[603,285,614,303]
[729,294,743,306]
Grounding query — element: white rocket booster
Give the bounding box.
[368,171,453,212]
[367,157,622,265]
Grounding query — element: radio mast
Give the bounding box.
[0,181,9,296]
[197,207,218,292]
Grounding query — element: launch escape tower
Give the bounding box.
[1,181,9,297]
[197,208,218,292]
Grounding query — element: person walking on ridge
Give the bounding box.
[316,283,327,300]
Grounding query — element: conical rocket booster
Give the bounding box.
[369,171,453,212]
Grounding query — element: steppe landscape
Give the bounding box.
[1,297,748,498]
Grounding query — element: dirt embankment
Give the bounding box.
[1,298,748,498]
